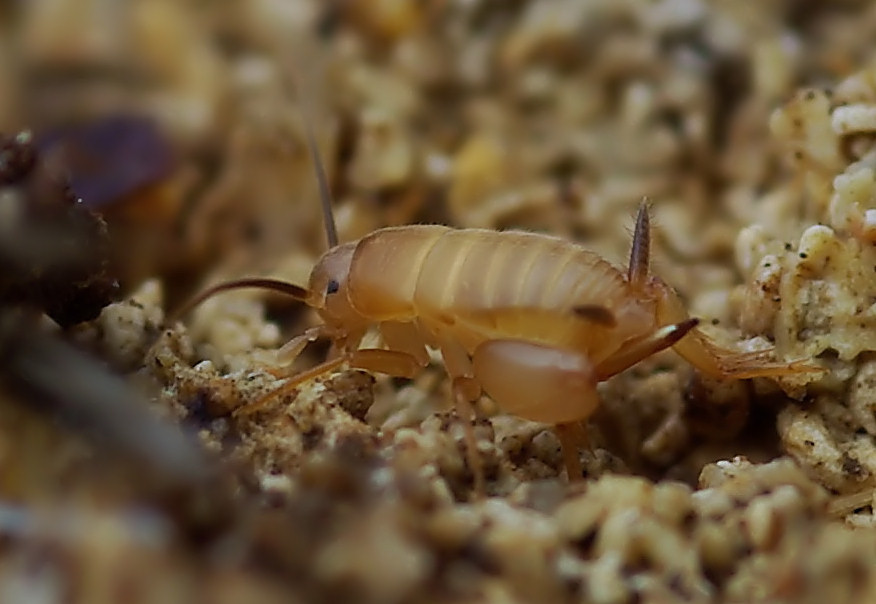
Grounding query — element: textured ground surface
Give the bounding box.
[3,1,876,603]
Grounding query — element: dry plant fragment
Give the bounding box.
[0,130,117,327]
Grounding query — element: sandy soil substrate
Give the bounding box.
[3,2,876,603]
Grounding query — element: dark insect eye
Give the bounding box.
[326,279,340,294]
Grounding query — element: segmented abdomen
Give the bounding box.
[348,226,652,356]
[412,229,626,312]
[416,229,648,352]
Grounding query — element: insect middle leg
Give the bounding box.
[379,321,486,496]
[435,335,487,497]
[356,332,488,498]
[348,348,424,377]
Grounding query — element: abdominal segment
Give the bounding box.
[352,227,654,370]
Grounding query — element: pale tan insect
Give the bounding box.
[177,123,820,493]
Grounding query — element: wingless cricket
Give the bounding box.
[175,122,820,492]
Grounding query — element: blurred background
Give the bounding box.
[3,0,873,305]
[2,2,876,603]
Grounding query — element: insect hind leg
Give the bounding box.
[471,339,603,480]
[650,277,822,379]
[594,318,699,380]
[554,422,589,481]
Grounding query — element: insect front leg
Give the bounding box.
[269,326,331,377]
[234,354,348,416]
[238,342,425,417]
[471,339,602,480]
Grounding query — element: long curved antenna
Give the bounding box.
[271,23,338,250]
[167,278,309,325]
[302,119,339,249]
